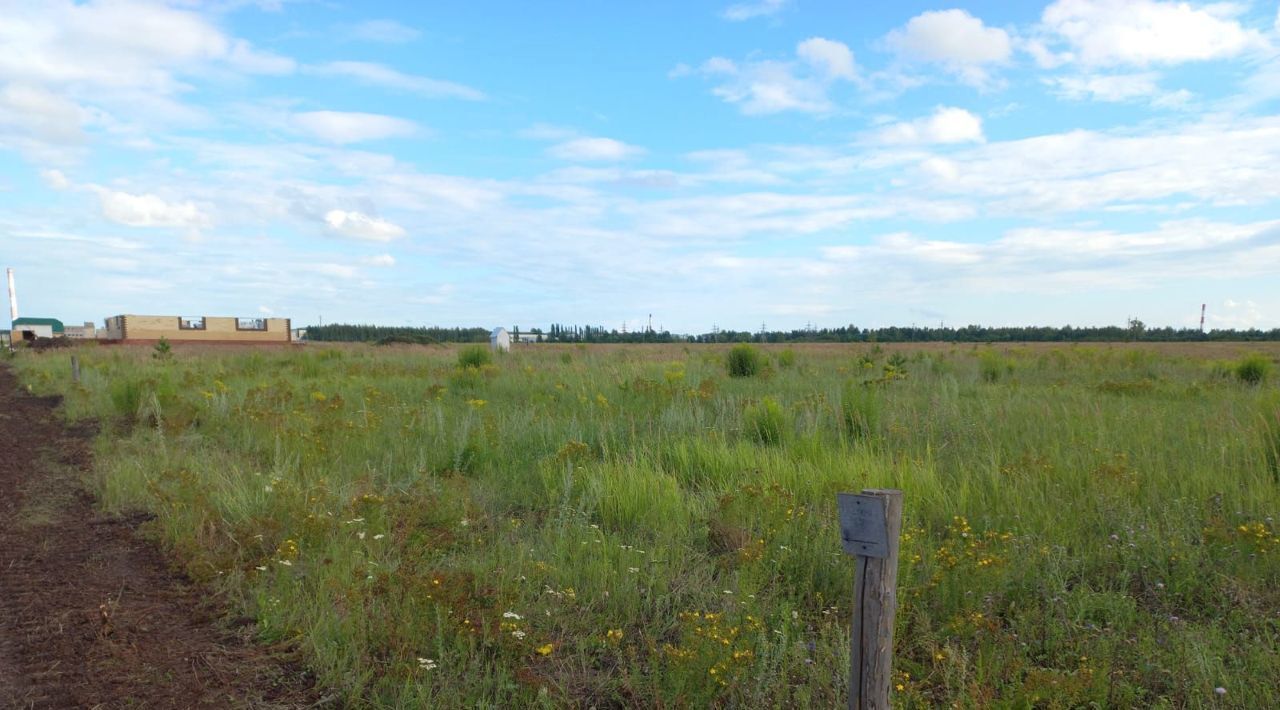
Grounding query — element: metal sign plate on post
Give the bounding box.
[837,493,889,558]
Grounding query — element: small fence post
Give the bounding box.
[837,488,903,709]
[71,355,80,384]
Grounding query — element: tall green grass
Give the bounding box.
[12,343,1280,707]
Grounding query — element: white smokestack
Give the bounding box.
[6,268,16,321]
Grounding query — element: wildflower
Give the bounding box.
[460,518,470,527]
[536,643,554,656]
[512,630,526,639]
[1214,687,1226,696]
[373,534,385,540]
[503,611,524,620]
[628,567,639,573]
[417,657,438,671]
[606,629,623,642]
[357,531,365,540]
[255,565,267,571]
[279,560,293,566]
[467,398,487,408]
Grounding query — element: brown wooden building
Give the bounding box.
[103,315,293,343]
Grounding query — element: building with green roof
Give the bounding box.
[12,317,64,341]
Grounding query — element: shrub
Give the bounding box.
[776,348,797,369]
[458,345,493,369]
[152,336,173,361]
[726,344,762,378]
[841,382,880,440]
[1235,353,1273,385]
[743,397,787,445]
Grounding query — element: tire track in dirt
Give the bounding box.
[0,365,326,708]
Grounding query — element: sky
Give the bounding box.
[2,0,1280,333]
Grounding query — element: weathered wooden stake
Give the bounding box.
[838,488,903,710]
[71,355,80,384]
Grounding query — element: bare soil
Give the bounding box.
[0,366,326,709]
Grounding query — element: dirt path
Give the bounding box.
[0,366,325,709]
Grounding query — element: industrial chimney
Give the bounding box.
[6,268,16,322]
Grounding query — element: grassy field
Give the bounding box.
[11,341,1280,708]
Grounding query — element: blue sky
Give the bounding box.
[2,0,1280,332]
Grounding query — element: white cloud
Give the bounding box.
[692,38,857,115]
[0,1,292,90]
[907,116,1280,213]
[884,9,1012,86]
[362,254,396,267]
[797,37,857,80]
[308,61,485,100]
[1211,299,1265,328]
[0,84,86,145]
[347,19,421,43]
[40,168,70,189]
[324,210,406,241]
[292,111,418,144]
[1040,0,1266,67]
[94,188,209,229]
[1048,72,1161,101]
[877,107,985,145]
[721,0,788,22]
[547,137,644,162]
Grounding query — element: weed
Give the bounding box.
[1235,353,1273,385]
[458,345,493,369]
[840,382,880,440]
[743,397,787,444]
[726,344,762,378]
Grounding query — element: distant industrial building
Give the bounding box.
[12,317,63,342]
[102,315,294,343]
[65,321,97,339]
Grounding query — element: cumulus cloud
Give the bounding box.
[884,9,1012,86]
[323,210,406,241]
[877,107,985,145]
[292,111,418,144]
[721,0,788,22]
[691,37,857,115]
[1039,0,1266,67]
[547,137,644,162]
[94,188,209,229]
[797,37,857,80]
[308,61,485,100]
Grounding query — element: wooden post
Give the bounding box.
[838,488,903,710]
[71,355,80,384]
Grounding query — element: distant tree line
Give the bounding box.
[306,321,1280,345]
[306,324,490,344]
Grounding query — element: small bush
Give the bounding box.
[1235,353,1273,385]
[743,397,787,445]
[841,382,880,440]
[776,349,797,369]
[458,345,493,369]
[152,336,173,361]
[726,344,762,378]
